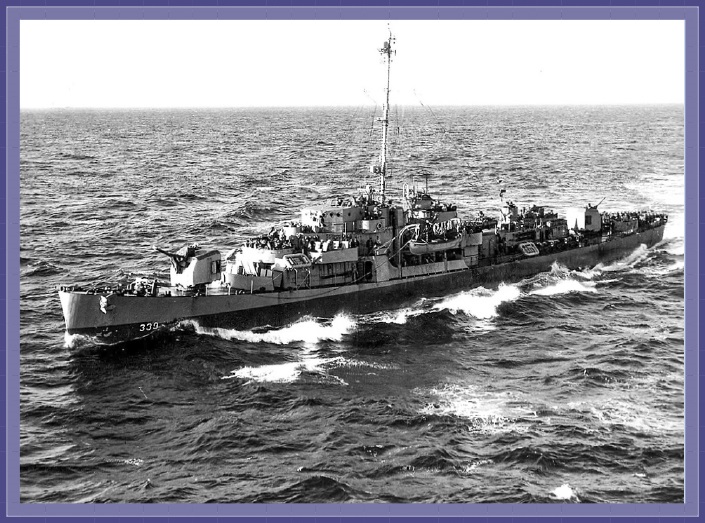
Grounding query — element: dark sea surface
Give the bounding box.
[19,105,684,503]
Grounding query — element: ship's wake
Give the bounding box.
[594,244,650,273]
[433,284,521,319]
[529,278,597,297]
[388,244,668,323]
[585,242,683,279]
[365,307,427,325]
[185,314,356,346]
[432,268,597,320]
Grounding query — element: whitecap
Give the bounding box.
[462,459,494,473]
[370,308,414,325]
[433,284,521,319]
[188,314,355,345]
[529,279,597,296]
[552,483,578,501]
[548,260,571,278]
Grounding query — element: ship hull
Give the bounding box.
[60,225,665,346]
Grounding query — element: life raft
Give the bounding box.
[408,237,462,255]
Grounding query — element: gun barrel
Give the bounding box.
[154,246,176,258]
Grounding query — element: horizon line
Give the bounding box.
[19,101,685,111]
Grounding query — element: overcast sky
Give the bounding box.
[20,19,684,109]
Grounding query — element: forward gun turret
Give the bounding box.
[153,243,200,267]
[153,244,221,288]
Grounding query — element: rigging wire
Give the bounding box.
[330,103,368,191]
[359,90,380,189]
[413,90,477,177]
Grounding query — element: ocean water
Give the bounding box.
[19,105,684,503]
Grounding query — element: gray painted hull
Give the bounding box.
[59,225,665,346]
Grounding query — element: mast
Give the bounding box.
[377,31,394,205]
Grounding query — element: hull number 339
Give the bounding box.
[139,322,159,332]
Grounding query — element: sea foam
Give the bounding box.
[189,314,355,345]
[224,356,394,384]
[552,483,579,501]
[417,384,534,435]
[225,357,340,384]
[529,279,597,296]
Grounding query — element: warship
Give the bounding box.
[58,33,668,346]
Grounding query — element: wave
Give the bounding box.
[22,261,64,277]
[639,259,685,277]
[667,260,685,273]
[461,458,495,474]
[529,279,597,296]
[187,314,355,345]
[433,283,521,319]
[571,266,602,280]
[58,152,96,161]
[377,309,414,324]
[432,263,601,319]
[595,242,684,279]
[659,237,684,257]
[363,305,428,325]
[562,244,677,283]
[598,244,650,272]
[565,399,682,435]
[248,474,367,503]
[224,200,277,221]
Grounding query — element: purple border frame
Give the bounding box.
[4,4,699,521]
